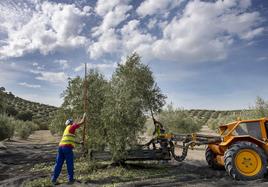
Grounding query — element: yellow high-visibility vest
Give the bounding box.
[59,125,76,147]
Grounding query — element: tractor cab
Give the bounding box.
[218,118,268,143]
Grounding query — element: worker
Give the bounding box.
[153,118,165,137]
[144,118,166,149]
[51,113,86,185]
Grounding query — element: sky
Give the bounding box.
[0,0,268,110]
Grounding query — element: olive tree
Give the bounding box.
[0,115,15,140]
[50,70,108,150]
[254,96,268,117]
[159,104,202,133]
[102,53,166,160]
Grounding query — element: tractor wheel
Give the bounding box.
[205,147,223,170]
[224,141,267,180]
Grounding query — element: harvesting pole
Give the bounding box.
[82,62,87,152]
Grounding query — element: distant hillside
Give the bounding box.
[184,109,243,122]
[0,87,58,128]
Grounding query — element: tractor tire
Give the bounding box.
[224,141,267,180]
[205,147,223,170]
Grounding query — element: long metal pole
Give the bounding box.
[82,62,87,152]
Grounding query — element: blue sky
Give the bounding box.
[0,0,267,109]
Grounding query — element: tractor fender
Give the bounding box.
[220,136,267,151]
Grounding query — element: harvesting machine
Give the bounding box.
[91,117,268,180]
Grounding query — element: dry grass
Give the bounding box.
[24,157,169,187]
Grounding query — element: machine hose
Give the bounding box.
[169,141,194,162]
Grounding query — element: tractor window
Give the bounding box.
[233,122,262,140]
[265,122,268,136]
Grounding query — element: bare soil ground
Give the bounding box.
[0,131,60,186]
[1,128,268,186]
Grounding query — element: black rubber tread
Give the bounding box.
[224,141,267,180]
[205,147,224,170]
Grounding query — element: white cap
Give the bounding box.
[65,118,73,125]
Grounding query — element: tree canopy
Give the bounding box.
[50,53,166,160]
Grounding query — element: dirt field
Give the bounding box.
[1,128,268,187]
[0,131,60,186]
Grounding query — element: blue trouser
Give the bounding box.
[51,146,74,182]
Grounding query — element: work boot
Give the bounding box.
[68,179,81,185]
[51,180,60,185]
[67,180,75,185]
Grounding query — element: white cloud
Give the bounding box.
[88,0,264,63]
[18,82,41,88]
[32,62,38,66]
[136,0,182,17]
[147,18,158,29]
[150,0,264,62]
[0,1,91,59]
[32,70,68,84]
[240,27,264,40]
[95,3,132,34]
[120,20,156,61]
[37,65,45,70]
[74,64,85,72]
[89,0,132,59]
[95,0,128,16]
[75,62,116,72]
[91,63,116,69]
[257,56,268,61]
[89,29,120,59]
[32,62,45,70]
[0,0,265,64]
[54,59,69,69]
[93,0,132,36]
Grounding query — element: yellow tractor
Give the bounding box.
[206,118,268,180]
